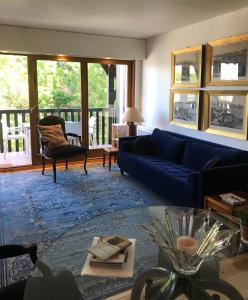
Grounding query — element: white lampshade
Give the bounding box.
[122,107,144,123]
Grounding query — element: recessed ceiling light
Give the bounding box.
[57,54,67,61]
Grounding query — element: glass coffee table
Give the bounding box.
[24,206,248,300]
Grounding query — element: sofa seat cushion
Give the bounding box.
[151,129,186,163]
[119,152,195,199]
[182,141,247,171]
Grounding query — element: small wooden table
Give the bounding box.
[103,147,118,171]
[205,192,248,216]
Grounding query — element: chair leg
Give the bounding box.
[42,156,45,175]
[52,160,57,183]
[65,159,68,170]
[83,152,88,175]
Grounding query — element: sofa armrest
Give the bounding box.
[198,163,248,196]
[119,135,152,151]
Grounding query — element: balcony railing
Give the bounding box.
[0,108,117,153]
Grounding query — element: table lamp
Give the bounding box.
[122,107,144,136]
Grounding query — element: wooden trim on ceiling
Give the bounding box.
[85,58,132,65]
[28,55,82,62]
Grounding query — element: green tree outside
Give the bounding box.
[0,55,109,110]
[0,55,29,109]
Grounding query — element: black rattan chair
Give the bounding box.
[0,244,38,300]
[38,115,87,183]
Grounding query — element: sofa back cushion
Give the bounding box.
[182,141,247,171]
[151,129,186,163]
[133,136,154,155]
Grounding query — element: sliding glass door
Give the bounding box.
[87,62,128,148]
[32,58,132,160]
[36,59,82,153]
[0,54,133,167]
[0,54,31,168]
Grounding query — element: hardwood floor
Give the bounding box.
[0,157,103,173]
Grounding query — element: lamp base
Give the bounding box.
[128,123,137,136]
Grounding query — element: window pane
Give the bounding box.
[0,55,31,167]
[88,63,128,147]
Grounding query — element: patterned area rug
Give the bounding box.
[29,207,162,300]
[0,164,164,287]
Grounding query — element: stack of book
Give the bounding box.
[90,246,128,268]
[219,193,246,206]
[87,235,132,265]
[81,236,136,278]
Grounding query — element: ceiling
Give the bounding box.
[0,0,247,39]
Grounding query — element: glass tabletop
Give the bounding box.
[24,206,248,300]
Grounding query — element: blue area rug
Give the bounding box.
[0,164,164,286]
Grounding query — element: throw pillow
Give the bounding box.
[37,124,69,150]
[151,129,186,163]
[133,136,154,155]
[201,156,220,170]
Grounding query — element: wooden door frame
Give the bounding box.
[28,55,85,164]
[0,52,34,169]
[85,58,134,107]
[85,58,134,157]
[28,55,135,163]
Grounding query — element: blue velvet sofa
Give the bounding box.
[118,129,248,208]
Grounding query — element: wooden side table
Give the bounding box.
[205,192,248,216]
[103,147,118,171]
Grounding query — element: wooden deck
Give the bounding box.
[0,152,32,168]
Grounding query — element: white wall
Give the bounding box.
[0,25,146,60]
[141,6,248,150]
[134,60,143,108]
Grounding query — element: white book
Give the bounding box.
[219,193,245,205]
[81,238,136,278]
